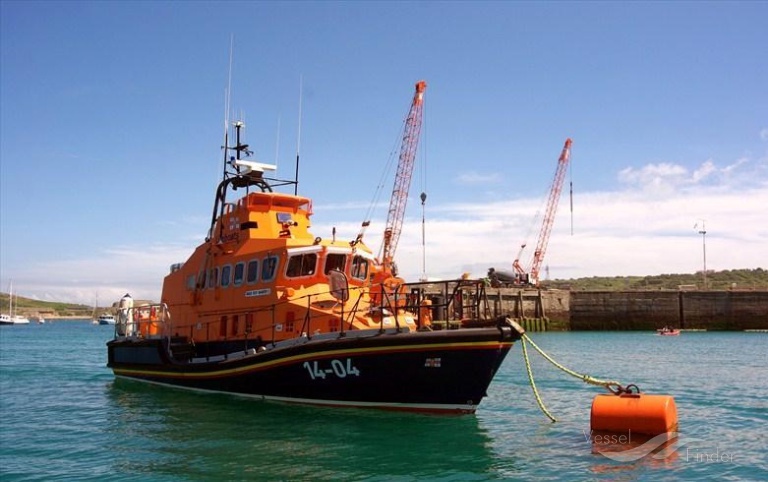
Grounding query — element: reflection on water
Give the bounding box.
[106,379,507,480]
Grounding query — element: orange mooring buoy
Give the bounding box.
[591,393,678,436]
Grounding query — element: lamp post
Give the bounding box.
[420,192,427,282]
[697,220,707,290]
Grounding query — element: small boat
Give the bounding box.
[0,314,30,325]
[98,313,116,325]
[1,282,30,325]
[657,326,680,336]
[107,107,523,414]
[30,315,45,324]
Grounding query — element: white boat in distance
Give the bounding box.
[98,313,116,325]
[1,281,30,325]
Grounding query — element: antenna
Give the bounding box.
[695,220,708,289]
[294,75,303,195]
[420,192,427,281]
[274,116,281,166]
[221,35,234,178]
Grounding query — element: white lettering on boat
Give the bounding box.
[245,289,271,297]
[303,359,361,380]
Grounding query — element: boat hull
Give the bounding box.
[108,324,520,414]
[657,331,680,336]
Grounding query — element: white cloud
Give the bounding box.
[389,169,768,282]
[691,160,716,183]
[618,163,688,195]
[616,157,762,198]
[9,243,193,305]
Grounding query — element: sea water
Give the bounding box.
[1,322,766,481]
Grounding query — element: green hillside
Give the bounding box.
[541,268,768,291]
[0,294,96,318]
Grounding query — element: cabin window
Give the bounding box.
[276,212,293,224]
[208,268,219,289]
[221,265,232,288]
[324,253,346,275]
[286,253,317,278]
[186,275,196,290]
[233,262,245,286]
[351,256,369,281]
[246,259,259,284]
[262,256,279,282]
[198,270,206,289]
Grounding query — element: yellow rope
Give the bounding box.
[522,333,622,390]
[519,333,629,422]
[521,336,557,422]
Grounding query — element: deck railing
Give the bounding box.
[113,278,495,355]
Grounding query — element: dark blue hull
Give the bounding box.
[107,322,521,413]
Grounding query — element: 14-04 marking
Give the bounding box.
[303,358,360,380]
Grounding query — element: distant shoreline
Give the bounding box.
[43,316,95,321]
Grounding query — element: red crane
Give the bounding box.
[380,80,427,276]
[513,138,572,285]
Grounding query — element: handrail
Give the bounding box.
[114,303,171,340]
[114,278,491,348]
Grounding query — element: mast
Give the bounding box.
[294,75,303,195]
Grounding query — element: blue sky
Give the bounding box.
[1,1,766,304]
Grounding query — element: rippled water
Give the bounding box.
[1,322,766,481]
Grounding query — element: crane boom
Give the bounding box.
[381,80,427,273]
[529,138,572,284]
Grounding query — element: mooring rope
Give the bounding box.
[521,335,557,422]
[523,333,625,391]
[520,333,633,421]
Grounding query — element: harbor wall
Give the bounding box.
[486,289,768,331]
[485,289,570,331]
[569,291,768,331]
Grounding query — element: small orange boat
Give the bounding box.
[107,117,522,414]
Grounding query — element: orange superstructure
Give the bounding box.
[159,121,416,348]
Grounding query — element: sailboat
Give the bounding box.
[91,296,100,324]
[0,281,30,325]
